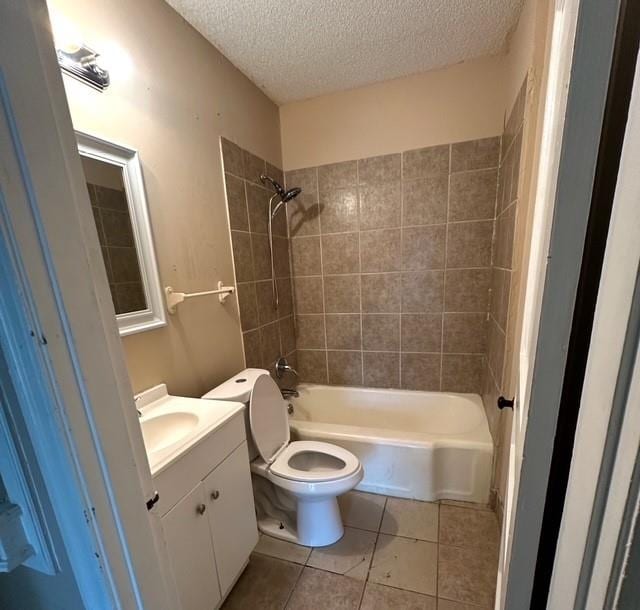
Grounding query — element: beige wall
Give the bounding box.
[50,0,282,396]
[279,55,508,170]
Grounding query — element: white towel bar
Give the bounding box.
[165,281,235,314]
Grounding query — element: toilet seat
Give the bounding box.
[270,440,360,482]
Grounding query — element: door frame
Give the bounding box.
[1,1,170,607]
[503,0,631,607]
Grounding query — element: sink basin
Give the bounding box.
[141,411,199,455]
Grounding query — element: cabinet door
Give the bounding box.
[203,442,258,595]
[162,483,221,610]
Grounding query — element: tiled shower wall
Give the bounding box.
[483,81,527,443]
[221,138,296,374]
[285,138,501,393]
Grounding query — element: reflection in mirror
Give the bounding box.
[81,156,147,314]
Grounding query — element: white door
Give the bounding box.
[163,484,222,610]
[203,442,258,596]
[494,1,582,606]
[0,1,169,607]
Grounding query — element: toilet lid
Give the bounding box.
[249,374,290,463]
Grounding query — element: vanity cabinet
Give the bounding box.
[156,421,258,610]
[203,443,257,595]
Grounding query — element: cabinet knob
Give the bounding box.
[196,503,206,515]
[210,490,220,500]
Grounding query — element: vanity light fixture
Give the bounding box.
[56,44,110,91]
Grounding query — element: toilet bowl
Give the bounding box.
[203,369,363,546]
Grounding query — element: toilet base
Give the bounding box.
[256,496,344,547]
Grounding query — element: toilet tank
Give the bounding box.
[202,368,269,461]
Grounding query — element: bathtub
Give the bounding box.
[288,384,493,504]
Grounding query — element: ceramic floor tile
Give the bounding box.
[438,543,498,608]
[285,567,363,610]
[306,526,377,580]
[368,534,437,596]
[254,534,312,565]
[438,599,492,610]
[440,499,494,512]
[439,505,499,549]
[380,498,439,542]
[360,582,436,610]
[222,553,302,610]
[338,491,387,531]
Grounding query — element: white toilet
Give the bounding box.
[203,368,363,547]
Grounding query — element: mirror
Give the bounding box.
[77,132,166,336]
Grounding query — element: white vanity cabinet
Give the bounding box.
[152,409,258,610]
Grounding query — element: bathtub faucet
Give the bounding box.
[275,356,299,380]
[281,388,299,399]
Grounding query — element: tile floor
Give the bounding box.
[222,491,500,610]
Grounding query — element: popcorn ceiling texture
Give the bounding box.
[164,0,524,103]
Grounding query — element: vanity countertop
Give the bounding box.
[135,384,244,476]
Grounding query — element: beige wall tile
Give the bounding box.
[401,353,441,391]
[442,354,484,393]
[493,204,516,270]
[318,160,358,191]
[401,271,444,313]
[231,230,254,282]
[296,315,326,349]
[486,317,506,387]
[449,169,498,222]
[326,314,362,350]
[288,196,321,237]
[250,233,271,281]
[446,221,493,268]
[363,352,400,388]
[242,329,262,368]
[319,187,359,233]
[294,276,324,314]
[246,182,270,234]
[443,313,487,353]
[402,176,448,226]
[327,350,363,386]
[490,267,511,331]
[273,236,291,278]
[358,153,401,184]
[279,316,296,355]
[402,225,446,271]
[402,145,450,181]
[243,149,266,185]
[224,173,248,230]
[450,137,500,172]
[256,280,277,325]
[291,236,322,276]
[285,167,318,195]
[221,138,244,177]
[362,314,400,350]
[236,282,259,331]
[297,350,328,383]
[361,273,402,313]
[276,278,294,317]
[401,314,443,352]
[444,268,491,313]
[360,228,402,272]
[324,274,361,313]
[359,182,402,230]
[322,232,360,274]
[259,322,280,368]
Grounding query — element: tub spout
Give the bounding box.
[276,356,299,379]
[281,388,299,399]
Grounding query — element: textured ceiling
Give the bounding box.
[165,0,524,104]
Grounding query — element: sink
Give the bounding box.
[141,411,199,455]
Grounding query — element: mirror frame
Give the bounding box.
[77,131,166,336]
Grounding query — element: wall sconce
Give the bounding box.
[56,44,110,91]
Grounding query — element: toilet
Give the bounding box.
[203,368,363,547]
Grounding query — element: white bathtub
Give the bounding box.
[288,384,493,504]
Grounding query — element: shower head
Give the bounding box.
[260,174,302,217]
